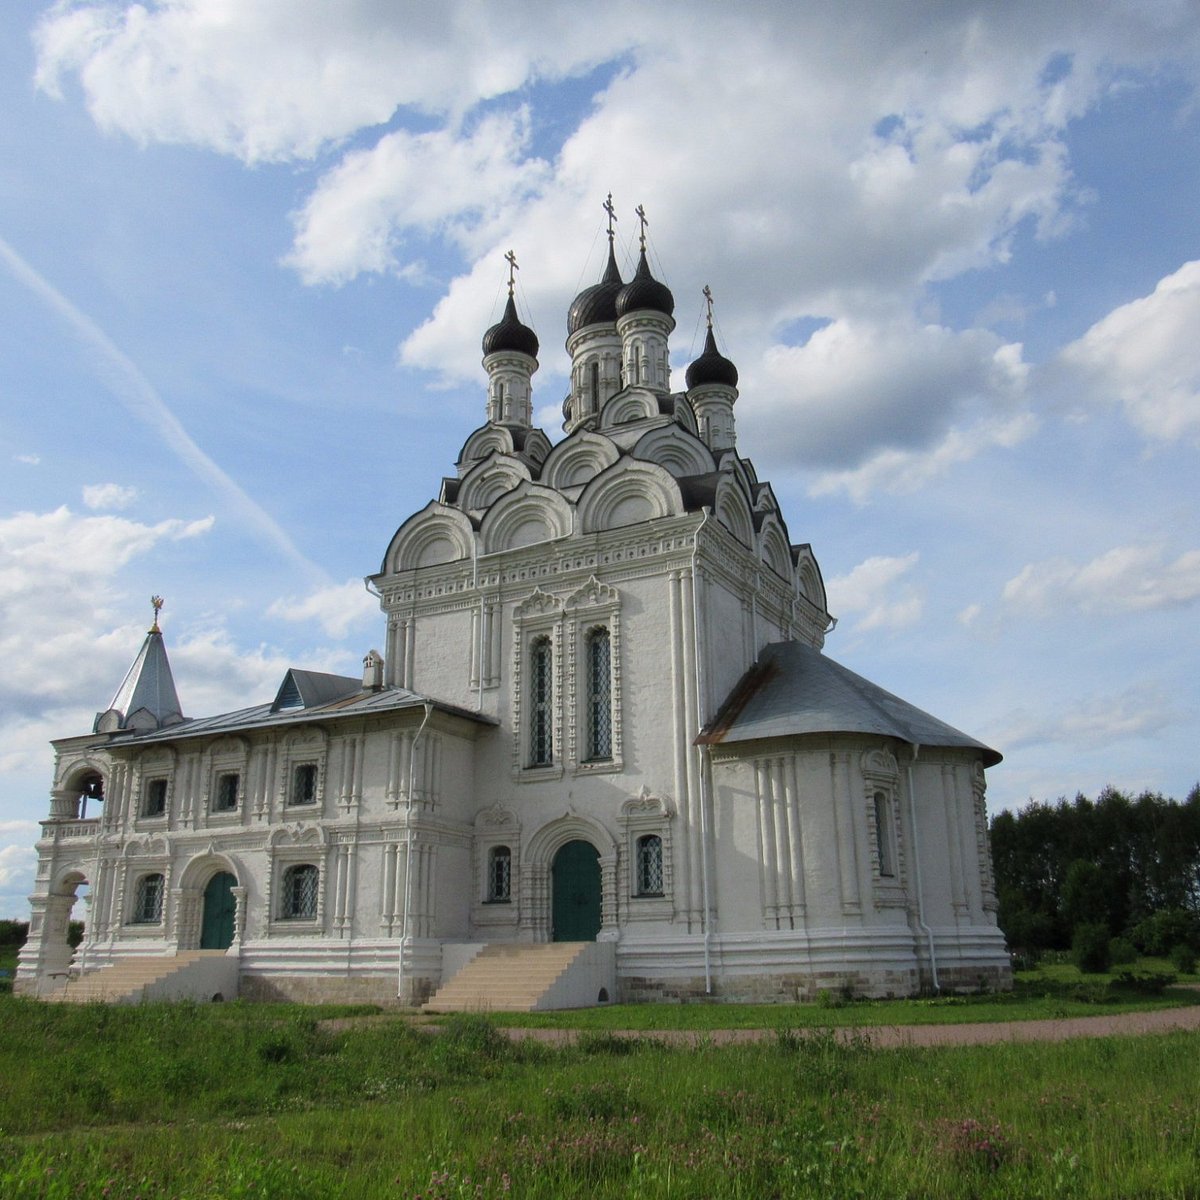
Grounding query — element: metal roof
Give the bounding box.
[100,628,183,731]
[699,641,1001,766]
[109,679,495,748]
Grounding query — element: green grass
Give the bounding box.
[1,1000,1198,1197]
[474,965,1199,1030]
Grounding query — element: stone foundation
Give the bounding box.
[620,962,1010,1004]
[238,973,408,1007]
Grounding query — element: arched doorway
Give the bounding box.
[200,872,237,949]
[551,840,601,941]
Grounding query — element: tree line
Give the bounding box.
[990,785,1200,969]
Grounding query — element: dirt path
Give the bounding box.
[488,1003,1200,1049]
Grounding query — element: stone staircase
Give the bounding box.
[44,950,237,1004]
[423,942,614,1012]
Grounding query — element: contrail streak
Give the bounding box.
[0,234,326,584]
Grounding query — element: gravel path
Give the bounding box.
[490,1003,1200,1049]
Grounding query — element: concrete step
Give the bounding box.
[46,950,230,1004]
[423,943,592,1013]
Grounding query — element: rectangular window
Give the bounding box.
[586,628,612,761]
[282,863,319,919]
[636,835,664,896]
[528,637,553,767]
[487,846,512,902]
[290,763,318,806]
[214,772,239,813]
[142,778,168,818]
[133,873,164,923]
[874,792,895,878]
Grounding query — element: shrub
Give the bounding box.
[1112,967,1176,995]
[1071,923,1111,974]
[1131,909,1200,957]
[1169,943,1197,974]
[1108,936,1137,965]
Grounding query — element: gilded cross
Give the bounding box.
[602,192,617,242]
[635,204,648,252]
[703,284,715,329]
[504,249,518,296]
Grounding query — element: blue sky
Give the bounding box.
[1,1,1199,916]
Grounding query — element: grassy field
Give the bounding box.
[1,994,1198,1198]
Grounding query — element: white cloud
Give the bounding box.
[1003,544,1200,616]
[81,482,138,511]
[1059,259,1200,442]
[993,685,1177,753]
[0,841,37,889]
[285,109,551,286]
[268,578,379,641]
[826,552,923,631]
[14,454,40,466]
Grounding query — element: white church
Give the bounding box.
[18,209,1010,1007]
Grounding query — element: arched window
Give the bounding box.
[585,628,612,761]
[873,791,895,878]
[529,636,553,767]
[281,864,319,919]
[635,835,663,896]
[487,845,512,902]
[133,873,164,923]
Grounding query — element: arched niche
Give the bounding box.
[577,458,683,533]
[479,482,572,553]
[457,454,532,514]
[541,431,620,492]
[631,426,715,478]
[381,502,475,574]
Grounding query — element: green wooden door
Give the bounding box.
[200,872,237,950]
[551,840,601,942]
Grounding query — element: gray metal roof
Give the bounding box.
[99,628,184,731]
[109,680,495,748]
[699,641,1001,766]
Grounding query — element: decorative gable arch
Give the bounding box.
[713,474,755,547]
[577,458,682,534]
[457,454,532,513]
[757,513,794,581]
[793,545,828,610]
[631,425,715,478]
[456,423,515,471]
[599,388,659,428]
[382,502,475,573]
[480,481,572,553]
[541,431,620,491]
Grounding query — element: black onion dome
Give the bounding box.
[616,249,675,319]
[686,326,739,389]
[567,243,624,336]
[482,293,539,359]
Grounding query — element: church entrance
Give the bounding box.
[551,840,601,941]
[200,872,237,949]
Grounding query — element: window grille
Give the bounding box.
[133,873,164,923]
[291,764,318,806]
[636,835,664,896]
[214,772,239,812]
[143,778,168,818]
[874,792,895,878]
[529,637,553,766]
[586,628,612,760]
[487,845,512,902]
[282,864,319,919]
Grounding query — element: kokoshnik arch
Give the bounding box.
[17,207,1009,1005]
